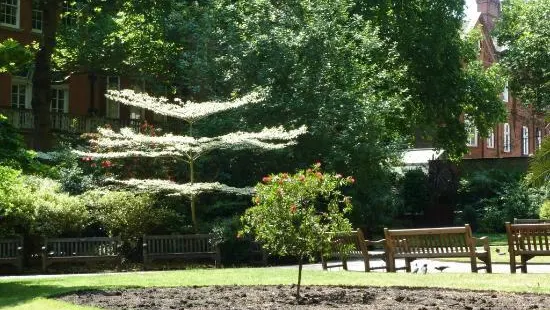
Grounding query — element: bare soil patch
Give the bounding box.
[58,285,548,309]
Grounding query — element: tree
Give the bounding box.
[496,0,550,111]
[75,89,306,231]
[241,164,353,300]
[527,136,550,187]
[31,0,63,151]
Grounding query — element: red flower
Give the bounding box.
[347,176,355,184]
[101,160,112,168]
[298,175,305,182]
[335,174,342,179]
[315,172,323,179]
[262,176,272,183]
[290,204,297,214]
[90,163,97,168]
[81,156,92,162]
[314,161,321,167]
[254,197,261,205]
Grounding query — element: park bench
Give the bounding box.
[384,224,492,273]
[321,229,387,272]
[42,237,121,272]
[0,235,23,272]
[505,222,550,273]
[143,234,221,269]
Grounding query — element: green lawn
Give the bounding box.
[2,268,550,310]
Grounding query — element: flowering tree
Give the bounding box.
[241,163,354,299]
[75,89,307,231]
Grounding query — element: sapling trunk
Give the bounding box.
[297,255,303,300]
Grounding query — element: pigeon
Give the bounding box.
[412,263,419,274]
[435,265,449,272]
[421,264,428,274]
[495,248,506,256]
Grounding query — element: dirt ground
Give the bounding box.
[58,285,548,309]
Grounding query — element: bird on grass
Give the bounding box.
[420,263,428,274]
[434,265,449,272]
[412,263,419,274]
[495,248,506,256]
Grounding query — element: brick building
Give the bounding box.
[463,0,548,159]
[0,0,167,147]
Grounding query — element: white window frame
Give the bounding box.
[50,86,69,113]
[31,0,42,32]
[10,78,32,109]
[465,116,478,147]
[522,126,529,155]
[0,0,19,28]
[503,123,511,153]
[486,129,495,149]
[503,81,509,102]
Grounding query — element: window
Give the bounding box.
[522,126,529,155]
[11,84,26,109]
[0,0,19,27]
[465,117,478,147]
[486,129,495,149]
[106,76,120,119]
[536,128,542,150]
[61,0,76,26]
[503,81,509,102]
[50,88,68,113]
[31,0,42,31]
[503,123,511,153]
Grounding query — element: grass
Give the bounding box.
[2,267,550,310]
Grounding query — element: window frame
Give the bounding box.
[522,125,529,155]
[535,128,542,150]
[486,128,495,149]
[503,123,511,153]
[0,0,20,28]
[465,116,478,147]
[31,0,42,32]
[50,86,69,113]
[503,81,509,102]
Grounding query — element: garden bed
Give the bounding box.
[58,285,548,309]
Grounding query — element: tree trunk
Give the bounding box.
[31,0,62,151]
[296,256,303,301]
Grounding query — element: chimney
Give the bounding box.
[476,0,501,19]
[476,0,500,30]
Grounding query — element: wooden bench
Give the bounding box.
[384,224,492,273]
[42,237,121,272]
[0,235,23,272]
[143,234,221,269]
[321,229,387,272]
[505,222,550,273]
[514,218,550,224]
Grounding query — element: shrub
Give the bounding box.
[0,166,89,237]
[539,200,550,220]
[241,163,354,298]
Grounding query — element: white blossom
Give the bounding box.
[108,178,255,196]
[105,89,264,123]
[77,125,308,160]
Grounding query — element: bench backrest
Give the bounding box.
[143,234,217,254]
[505,222,550,253]
[0,236,23,259]
[384,225,474,255]
[44,237,120,257]
[514,218,550,224]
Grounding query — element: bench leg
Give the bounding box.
[520,255,528,273]
[510,254,516,273]
[470,256,478,273]
[405,258,412,272]
[387,254,396,272]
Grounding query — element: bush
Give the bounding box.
[539,200,550,219]
[0,166,89,237]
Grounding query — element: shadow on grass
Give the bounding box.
[0,282,91,308]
